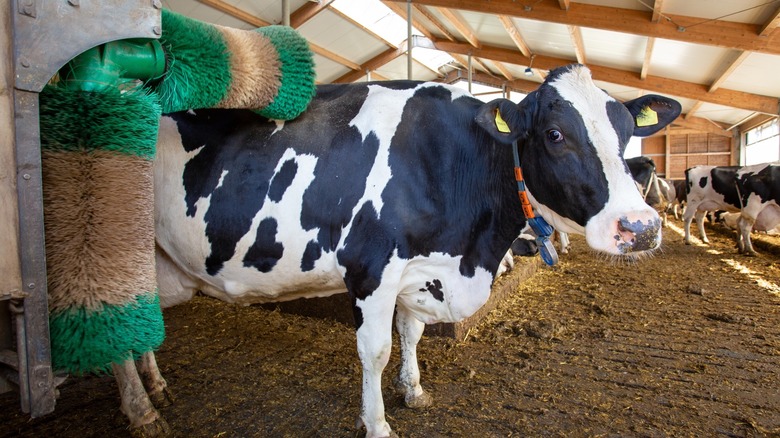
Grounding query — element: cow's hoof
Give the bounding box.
[129,416,171,438]
[148,387,175,408]
[405,390,433,409]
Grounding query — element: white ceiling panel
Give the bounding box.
[648,39,731,84]
[581,27,647,71]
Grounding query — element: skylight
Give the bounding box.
[330,0,455,75]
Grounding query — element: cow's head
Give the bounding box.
[475,64,681,256]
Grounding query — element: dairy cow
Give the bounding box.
[626,156,675,226]
[123,65,680,437]
[684,163,779,254]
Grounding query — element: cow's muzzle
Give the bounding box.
[615,216,661,253]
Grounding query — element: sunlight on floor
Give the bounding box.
[666,221,780,296]
[666,222,706,246]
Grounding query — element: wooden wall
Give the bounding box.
[641,131,737,180]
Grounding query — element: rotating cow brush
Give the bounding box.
[40,9,315,374]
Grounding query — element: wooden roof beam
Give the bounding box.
[640,37,655,80]
[558,0,570,11]
[651,0,665,23]
[394,0,780,55]
[709,50,750,92]
[567,25,587,64]
[759,4,780,36]
[333,46,406,83]
[430,39,780,114]
[498,15,544,78]
[435,7,480,47]
[290,0,335,28]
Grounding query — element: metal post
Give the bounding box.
[407,0,413,79]
[467,54,472,93]
[282,0,290,27]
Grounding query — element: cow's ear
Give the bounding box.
[623,94,681,137]
[475,98,527,144]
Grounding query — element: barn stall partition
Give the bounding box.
[0,0,163,418]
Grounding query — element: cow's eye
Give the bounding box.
[547,129,564,143]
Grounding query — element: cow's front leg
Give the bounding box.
[393,306,433,409]
[353,292,397,438]
[112,358,170,437]
[137,351,174,408]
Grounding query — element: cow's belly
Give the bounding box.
[155,117,348,306]
[754,203,780,231]
[392,253,494,324]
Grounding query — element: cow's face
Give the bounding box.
[475,64,681,256]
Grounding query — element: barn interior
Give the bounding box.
[1,0,779,430]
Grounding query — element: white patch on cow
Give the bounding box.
[544,66,660,253]
[214,170,228,190]
[389,252,493,324]
[270,119,285,135]
[186,109,196,116]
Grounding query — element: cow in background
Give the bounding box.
[626,156,674,226]
[684,163,779,255]
[671,178,687,219]
[127,65,682,437]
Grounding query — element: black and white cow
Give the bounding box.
[683,163,779,254]
[626,156,675,226]
[123,65,680,437]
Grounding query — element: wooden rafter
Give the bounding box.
[685,101,704,119]
[558,0,570,11]
[497,15,543,78]
[198,0,270,26]
[290,0,335,28]
[567,25,586,64]
[491,60,514,81]
[759,4,780,36]
[651,0,665,23]
[709,50,750,92]
[640,37,655,80]
[334,46,406,83]
[430,39,780,114]
[391,0,780,55]
[435,7,480,47]
[673,114,731,137]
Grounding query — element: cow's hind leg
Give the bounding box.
[353,293,397,438]
[737,215,757,255]
[393,306,433,409]
[138,351,174,408]
[112,358,170,437]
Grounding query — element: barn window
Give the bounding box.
[744,119,780,165]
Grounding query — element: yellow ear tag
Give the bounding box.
[636,106,658,127]
[495,109,511,133]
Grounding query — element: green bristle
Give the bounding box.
[156,9,232,113]
[39,86,160,159]
[49,292,165,374]
[254,25,316,120]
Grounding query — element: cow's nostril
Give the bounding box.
[616,216,661,253]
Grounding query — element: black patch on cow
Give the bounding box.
[301,240,321,272]
[699,176,708,189]
[420,279,444,302]
[744,165,779,204]
[243,218,284,273]
[300,129,379,252]
[268,159,297,202]
[710,167,743,209]
[338,202,394,302]
[606,100,634,157]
